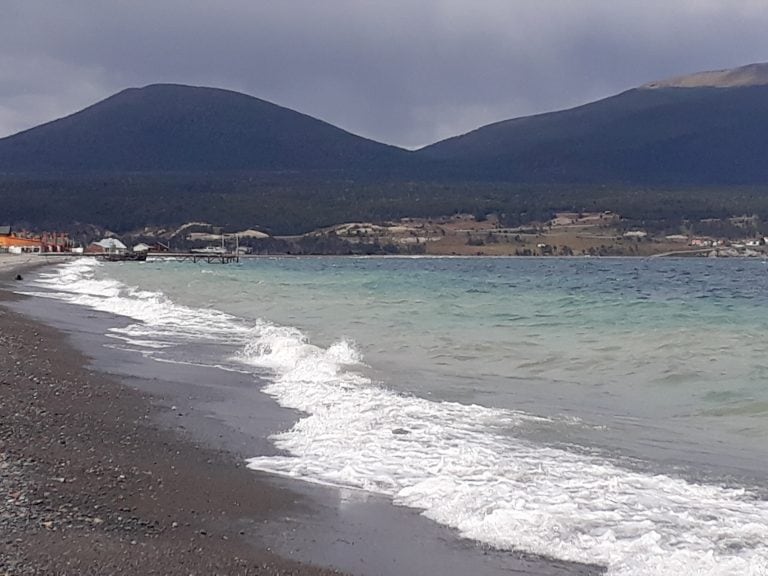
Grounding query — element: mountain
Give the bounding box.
[4,66,768,185]
[419,62,768,185]
[3,66,768,234]
[0,84,411,174]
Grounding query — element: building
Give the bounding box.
[0,226,73,253]
[85,238,128,255]
[0,226,43,253]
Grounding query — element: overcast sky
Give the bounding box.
[1,1,768,148]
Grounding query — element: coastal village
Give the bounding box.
[2,211,767,258]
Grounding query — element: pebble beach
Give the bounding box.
[0,258,344,575]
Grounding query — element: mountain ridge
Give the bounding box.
[418,83,768,184]
[641,62,768,89]
[1,63,768,186]
[0,83,412,175]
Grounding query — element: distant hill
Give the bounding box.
[418,63,768,185]
[3,65,768,234]
[0,84,412,175]
[3,67,768,185]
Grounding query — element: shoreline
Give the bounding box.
[0,289,344,576]
[0,254,72,281]
[0,260,603,575]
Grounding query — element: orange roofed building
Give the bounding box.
[0,226,72,253]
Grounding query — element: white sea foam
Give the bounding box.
[236,307,768,575]
[27,259,768,575]
[27,259,245,348]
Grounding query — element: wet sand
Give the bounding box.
[0,254,68,281]
[0,262,603,576]
[0,291,344,575]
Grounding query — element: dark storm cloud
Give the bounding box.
[2,1,768,148]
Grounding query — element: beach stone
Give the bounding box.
[0,296,347,576]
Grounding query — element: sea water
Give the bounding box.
[23,257,768,575]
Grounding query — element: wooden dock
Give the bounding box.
[51,252,241,264]
[149,252,240,264]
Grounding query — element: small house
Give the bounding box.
[85,238,128,255]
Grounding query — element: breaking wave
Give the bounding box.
[26,258,768,575]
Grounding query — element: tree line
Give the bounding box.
[2,174,768,238]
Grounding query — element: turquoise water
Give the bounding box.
[26,257,768,575]
[105,257,768,450]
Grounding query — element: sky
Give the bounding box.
[1,1,768,149]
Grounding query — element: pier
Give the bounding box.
[43,252,241,264]
[150,252,240,264]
